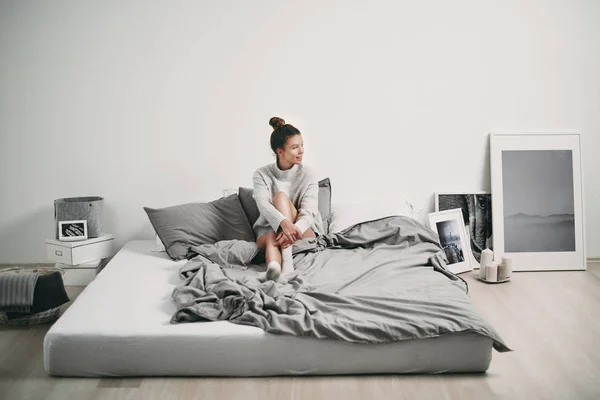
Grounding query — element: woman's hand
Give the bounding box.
[276,237,293,249]
[276,220,303,248]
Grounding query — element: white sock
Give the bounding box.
[266,261,281,281]
[281,247,294,275]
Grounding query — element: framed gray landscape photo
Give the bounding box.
[490,133,586,271]
[435,191,492,269]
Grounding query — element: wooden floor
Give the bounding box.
[1,264,599,400]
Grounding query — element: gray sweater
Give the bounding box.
[252,162,324,239]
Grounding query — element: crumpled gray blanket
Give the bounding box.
[171,216,510,352]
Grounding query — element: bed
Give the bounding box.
[44,215,509,377]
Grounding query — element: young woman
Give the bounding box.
[252,117,324,281]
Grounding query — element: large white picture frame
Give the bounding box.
[490,133,586,271]
[428,208,473,275]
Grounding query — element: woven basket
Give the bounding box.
[0,266,66,326]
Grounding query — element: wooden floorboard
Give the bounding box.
[1,265,599,400]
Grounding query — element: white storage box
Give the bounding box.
[46,234,114,266]
[57,260,102,286]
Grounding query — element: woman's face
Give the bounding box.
[278,134,304,165]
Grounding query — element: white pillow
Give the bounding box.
[329,199,415,233]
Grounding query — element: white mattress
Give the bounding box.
[44,240,493,377]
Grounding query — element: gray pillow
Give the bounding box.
[238,187,260,228]
[318,178,332,234]
[238,177,332,234]
[144,194,255,261]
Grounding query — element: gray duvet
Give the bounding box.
[171,216,510,353]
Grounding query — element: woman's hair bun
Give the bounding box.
[269,117,286,130]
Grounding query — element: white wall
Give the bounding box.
[1,0,599,263]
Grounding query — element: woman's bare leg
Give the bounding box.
[273,192,316,275]
[303,228,316,239]
[272,192,297,276]
[273,192,297,224]
[257,192,317,280]
[257,231,281,265]
[273,192,316,239]
[256,231,283,281]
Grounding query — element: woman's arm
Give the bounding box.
[252,170,287,232]
[295,178,320,234]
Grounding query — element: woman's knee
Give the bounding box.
[272,191,289,204]
[265,231,277,245]
[273,192,297,219]
[257,231,277,248]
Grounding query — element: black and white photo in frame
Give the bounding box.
[435,192,492,268]
[428,208,473,274]
[490,133,586,271]
[58,220,88,241]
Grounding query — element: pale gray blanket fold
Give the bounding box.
[0,272,39,313]
[172,216,510,352]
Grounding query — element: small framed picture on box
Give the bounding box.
[58,220,88,241]
[428,209,473,274]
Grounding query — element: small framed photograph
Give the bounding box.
[58,220,88,241]
[428,209,473,274]
[435,192,492,268]
[490,132,586,271]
